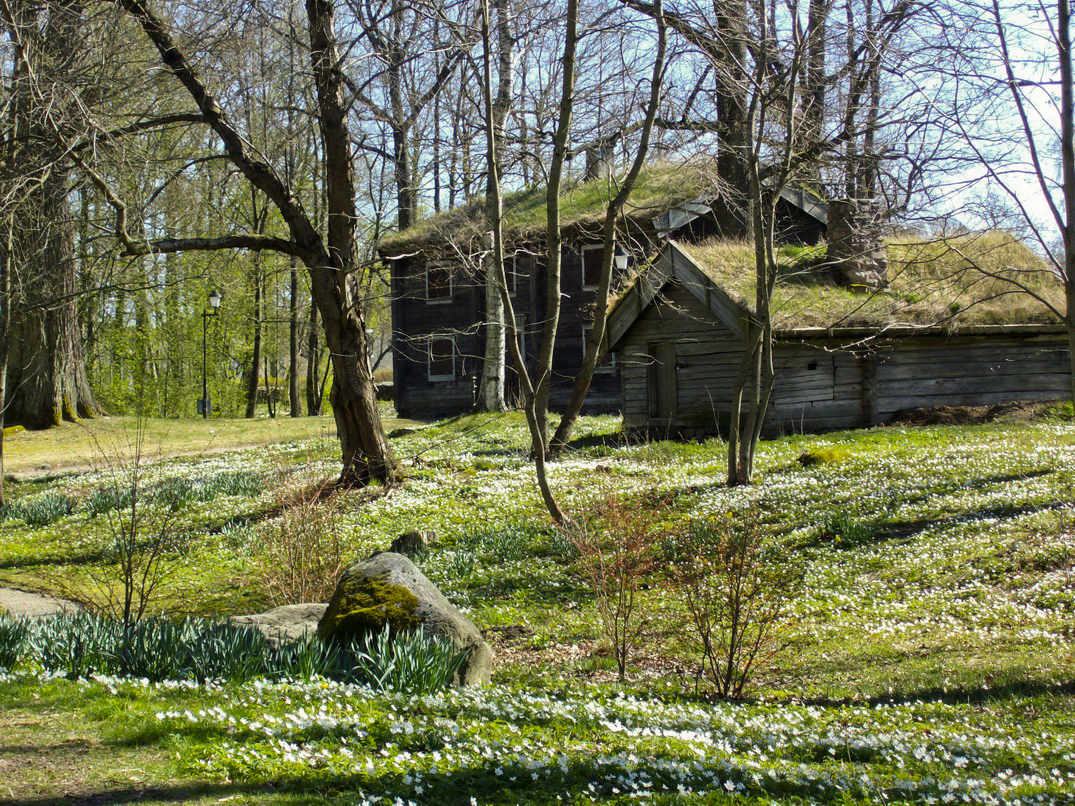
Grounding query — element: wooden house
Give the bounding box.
[606,238,1070,438]
[379,166,827,419]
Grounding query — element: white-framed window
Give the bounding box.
[583,326,616,374]
[427,335,456,381]
[507,252,525,296]
[581,244,603,289]
[425,262,453,303]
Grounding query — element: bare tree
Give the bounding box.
[548,0,668,456]
[1,0,101,428]
[934,0,1075,406]
[82,0,398,485]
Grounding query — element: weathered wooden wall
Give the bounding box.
[390,245,626,419]
[618,279,1071,437]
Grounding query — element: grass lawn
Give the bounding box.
[0,411,1072,804]
[0,412,416,479]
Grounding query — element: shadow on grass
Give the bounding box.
[1,780,329,806]
[0,549,109,570]
[807,678,1075,708]
[860,497,1068,548]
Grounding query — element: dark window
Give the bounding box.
[583,327,615,374]
[425,263,452,302]
[428,336,455,380]
[581,245,602,288]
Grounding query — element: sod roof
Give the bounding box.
[378,163,716,256]
[675,232,1065,332]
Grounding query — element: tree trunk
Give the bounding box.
[245,250,263,418]
[476,0,515,413]
[3,0,100,428]
[306,294,324,415]
[550,1,666,455]
[6,172,100,427]
[289,256,303,416]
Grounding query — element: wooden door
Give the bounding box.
[648,341,677,419]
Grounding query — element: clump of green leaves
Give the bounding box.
[0,617,28,669]
[818,508,873,547]
[1,492,77,526]
[341,625,468,694]
[16,612,464,692]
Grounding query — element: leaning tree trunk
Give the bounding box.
[6,172,100,427]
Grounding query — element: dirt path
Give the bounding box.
[0,587,78,617]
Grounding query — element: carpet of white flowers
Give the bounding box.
[1,414,1074,803]
[3,669,1071,805]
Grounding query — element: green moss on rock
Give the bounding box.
[798,448,852,466]
[319,576,421,643]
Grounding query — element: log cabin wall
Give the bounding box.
[617,280,1071,438]
[390,246,624,419]
[870,335,1071,417]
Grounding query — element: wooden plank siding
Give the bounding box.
[616,279,1071,438]
[390,245,628,419]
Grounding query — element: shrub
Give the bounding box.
[668,512,803,699]
[0,617,28,670]
[253,481,347,606]
[561,491,672,681]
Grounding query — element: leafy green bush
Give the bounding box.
[0,617,28,670]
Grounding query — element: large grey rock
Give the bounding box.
[317,552,493,686]
[231,603,328,643]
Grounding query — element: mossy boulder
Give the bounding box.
[798,448,852,466]
[318,552,493,686]
[231,603,328,643]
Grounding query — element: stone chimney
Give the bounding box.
[583,138,617,182]
[826,199,888,291]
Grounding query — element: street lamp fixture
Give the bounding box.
[201,290,222,418]
[614,251,629,272]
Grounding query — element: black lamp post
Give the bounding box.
[200,290,222,418]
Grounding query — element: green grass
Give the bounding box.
[680,231,1064,329]
[380,162,714,252]
[0,412,1072,802]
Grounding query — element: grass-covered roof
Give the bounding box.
[378,163,715,256]
[676,231,1065,331]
